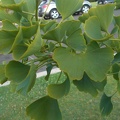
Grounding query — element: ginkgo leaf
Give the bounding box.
[85,16,113,41]
[5,60,30,83]
[16,63,37,95]
[20,25,43,59]
[40,20,58,33]
[66,29,86,51]
[26,96,62,120]
[100,93,113,116]
[73,73,106,97]
[2,20,17,31]
[55,0,83,20]
[88,4,115,32]
[0,30,18,54]
[43,20,81,42]
[114,16,120,27]
[53,42,113,81]
[0,0,24,12]
[0,9,21,24]
[47,77,70,99]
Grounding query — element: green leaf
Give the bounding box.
[112,52,120,64]
[26,96,62,120]
[53,42,113,81]
[89,4,115,32]
[2,20,17,31]
[114,16,120,27]
[20,25,43,59]
[73,73,106,97]
[79,13,90,23]
[55,0,83,20]
[5,60,30,83]
[0,64,8,84]
[45,64,53,81]
[43,20,81,42]
[85,16,113,41]
[11,24,42,60]
[47,77,70,99]
[66,29,86,52]
[110,25,119,35]
[16,63,37,95]
[111,63,120,80]
[40,20,58,33]
[0,9,21,24]
[0,30,18,54]
[100,93,113,116]
[0,0,25,12]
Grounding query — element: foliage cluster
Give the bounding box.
[0,0,120,120]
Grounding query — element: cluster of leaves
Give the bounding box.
[0,0,120,119]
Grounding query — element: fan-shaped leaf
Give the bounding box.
[21,25,43,59]
[5,60,30,83]
[2,20,17,31]
[43,20,81,42]
[66,29,86,51]
[85,16,113,41]
[100,93,113,116]
[55,0,83,20]
[0,9,21,24]
[0,0,24,12]
[16,63,37,95]
[53,42,113,81]
[114,16,120,27]
[0,30,18,54]
[26,96,62,120]
[73,73,106,96]
[89,4,115,32]
[47,77,70,99]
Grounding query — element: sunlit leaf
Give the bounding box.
[100,93,113,116]
[85,16,113,41]
[47,77,70,99]
[89,4,115,32]
[53,42,113,81]
[26,96,62,120]
[73,73,106,97]
[55,0,83,20]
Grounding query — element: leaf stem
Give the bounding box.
[35,0,39,21]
